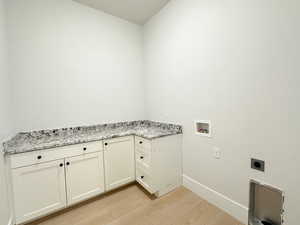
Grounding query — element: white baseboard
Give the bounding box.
[7,216,14,225]
[183,174,248,224]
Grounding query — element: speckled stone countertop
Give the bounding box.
[3,120,182,155]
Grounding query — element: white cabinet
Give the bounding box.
[135,135,182,197]
[10,141,103,169]
[104,136,135,191]
[12,159,66,224]
[9,134,182,224]
[136,166,154,194]
[65,152,105,205]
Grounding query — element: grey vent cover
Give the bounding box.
[249,180,284,225]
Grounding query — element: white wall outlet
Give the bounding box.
[213,147,221,159]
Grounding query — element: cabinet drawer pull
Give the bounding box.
[141,176,144,179]
[140,156,144,159]
[83,147,87,151]
[66,162,70,166]
[37,155,42,160]
[59,163,64,167]
[104,143,108,146]
[139,141,143,144]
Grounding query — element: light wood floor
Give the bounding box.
[27,184,244,225]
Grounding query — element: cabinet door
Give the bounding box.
[65,152,105,205]
[12,159,66,224]
[104,136,135,191]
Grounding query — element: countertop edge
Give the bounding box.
[3,120,183,155]
[4,132,182,156]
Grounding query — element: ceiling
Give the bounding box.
[73,0,170,25]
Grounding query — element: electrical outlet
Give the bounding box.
[213,147,221,159]
[251,158,265,172]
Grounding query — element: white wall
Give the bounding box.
[7,0,145,132]
[144,0,300,224]
[4,0,300,224]
[0,0,14,224]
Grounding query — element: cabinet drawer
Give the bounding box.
[135,137,151,150]
[10,150,58,169]
[135,148,151,169]
[76,141,103,154]
[136,167,155,194]
[10,141,103,169]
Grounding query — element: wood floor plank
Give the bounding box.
[211,212,244,225]
[26,184,245,225]
[168,201,222,225]
[107,187,200,225]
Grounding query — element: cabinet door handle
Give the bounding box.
[37,155,42,160]
[66,162,70,166]
[104,143,108,146]
[139,141,143,144]
[141,176,144,179]
[59,163,64,167]
[83,147,87,151]
[140,156,144,159]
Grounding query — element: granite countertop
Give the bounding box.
[3,120,182,155]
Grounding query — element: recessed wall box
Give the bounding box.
[249,180,284,225]
[195,120,211,137]
[251,158,265,172]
